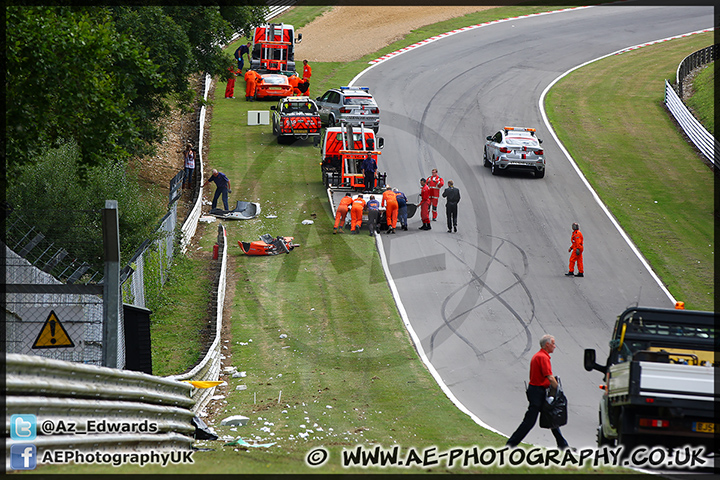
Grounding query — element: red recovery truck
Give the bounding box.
[320,123,385,190]
[249,23,302,76]
[270,96,321,144]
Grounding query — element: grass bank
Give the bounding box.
[544,31,715,310]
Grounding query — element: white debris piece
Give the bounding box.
[301,220,314,225]
[220,415,249,426]
[279,334,288,339]
[236,385,247,391]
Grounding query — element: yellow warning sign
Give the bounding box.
[32,310,75,349]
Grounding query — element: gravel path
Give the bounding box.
[294,5,508,63]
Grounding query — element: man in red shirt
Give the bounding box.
[418,178,431,230]
[426,168,444,222]
[506,335,569,449]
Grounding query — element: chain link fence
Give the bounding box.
[4,245,108,366]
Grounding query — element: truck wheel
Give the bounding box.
[483,147,491,167]
[597,425,614,447]
[618,432,638,459]
[328,116,336,128]
[535,168,545,179]
[491,162,499,176]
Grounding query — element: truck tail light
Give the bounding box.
[639,418,669,428]
[535,149,543,155]
[370,108,379,114]
[499,147,511,153]
[340,107,351,114]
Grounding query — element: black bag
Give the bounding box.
[540,378,568,429]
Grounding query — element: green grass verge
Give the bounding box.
[685,61,714,135]
[148,253,213,377]
[544,32,715,310]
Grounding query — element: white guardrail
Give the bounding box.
[664,80,718,168]
[166,225,228,414]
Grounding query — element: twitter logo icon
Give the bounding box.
[10,414,36,441]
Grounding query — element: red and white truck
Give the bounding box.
[249,23,301,75]
[320,123,384,191]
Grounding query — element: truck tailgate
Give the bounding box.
[609,361,716,402]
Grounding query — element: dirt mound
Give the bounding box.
[294,5,505,63]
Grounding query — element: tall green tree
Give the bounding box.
[6,5,267,174]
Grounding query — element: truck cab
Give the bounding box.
[584,307,717,452]
[320,123,384,190]
[250,23,302,75]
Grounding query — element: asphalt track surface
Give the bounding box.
[355,3,714,450]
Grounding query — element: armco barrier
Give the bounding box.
[676,44,717,99]
[5,353,195,470]
[665,81,718,168]
[666,44,718,168]
[166,224,228,414]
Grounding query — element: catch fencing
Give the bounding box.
[665,45,718,168]
[5,353,195,470]
[675,44,717,98]
[4,246,106,365]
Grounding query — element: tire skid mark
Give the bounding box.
[426,235,535,364]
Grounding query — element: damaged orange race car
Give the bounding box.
[239,234,300,256]
[255,74,294,100]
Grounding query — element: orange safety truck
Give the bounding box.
[249,23,302,75]
[320,123,385,190]
[270,96,321,144]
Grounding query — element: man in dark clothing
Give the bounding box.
[366,195,380,236]
[202,169,232,211]
[394,188,408,231]
[442,180,461,233]
[361,155,377,193]
[506,335,569,449]
[235,42,251,71]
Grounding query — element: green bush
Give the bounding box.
[6,140,164,272]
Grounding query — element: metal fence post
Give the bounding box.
[102,200,121,368]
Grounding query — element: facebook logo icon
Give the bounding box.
[10,414,37,441]
[10,444,37,470]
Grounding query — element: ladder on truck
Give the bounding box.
[338,122,383,190]
[255,23,296,74]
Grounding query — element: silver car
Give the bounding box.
[316,86,380,132]
[484,126,545,178]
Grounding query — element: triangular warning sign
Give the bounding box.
[32,310,75,349]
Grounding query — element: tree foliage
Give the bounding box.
[6,140,165,271]
[6,5,268,174]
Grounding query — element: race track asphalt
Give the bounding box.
[355,3,714,449]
